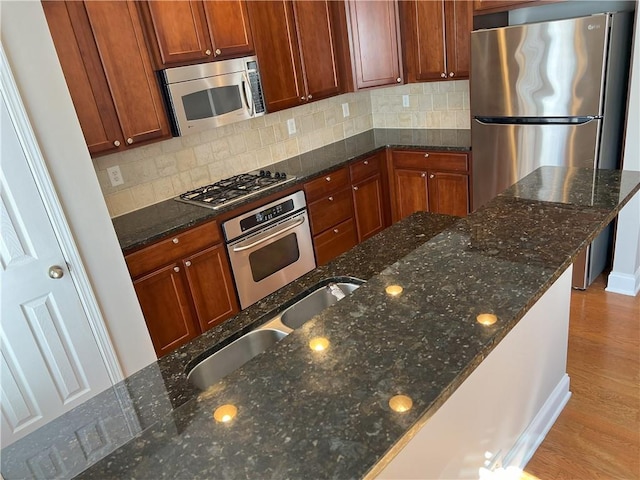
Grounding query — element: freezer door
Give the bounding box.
[471,119,600,210]
[471,14,610,117]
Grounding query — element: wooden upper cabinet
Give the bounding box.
[247,0,342,112]
[202,0,254,59]
[401,0,471,82]
[473,0,538,13]
[345,0,403,89]
[140,0,255,68]
[43,1,170,156]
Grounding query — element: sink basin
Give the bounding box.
[187,329,287,390]
[280,281,361,330]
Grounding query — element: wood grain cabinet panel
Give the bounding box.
[313,218,357,267]
[345,0,403,89]
[473,0,538,13]
[307,188,353,235]
[43,0,171,156]
[428,171,469,217]
[350,152,389,242]
[393,168,430,222]
[401,0,471,82]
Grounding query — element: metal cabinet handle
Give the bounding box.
[353,186,359,191]
[301,96,306,101]
[430,174,435,179]
[215,49,222,56]
[172,238,179,244]
[126,138,133,145]
[396,77,402,83]
[48,265,64,279]
[440,73,446,78]
[424,153,429,158]
[363,160,369,165]
[113,140,121,147]
[173,266,180,273]
[205,49,212,56]
[185,261,192,267]
[307,94,313,100]
[328,196,334,201]
[325,176,331,182]
[449,72,455,78]
[421,172,426,178]
[333,228,339,234]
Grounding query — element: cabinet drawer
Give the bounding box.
[350,153,381,183]
[307,187,353,235]
[392,150,469,172]
[313,218,357,266]
[126,221,221,278]
[304,167,350,203]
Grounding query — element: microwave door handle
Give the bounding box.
[232,216,305,252]
[241,73,254,117]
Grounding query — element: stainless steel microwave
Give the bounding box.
[160,56,266,136]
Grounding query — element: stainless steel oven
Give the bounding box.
[223,191,315,309]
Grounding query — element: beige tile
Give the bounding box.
[212,138,232,161]
[155,153,178,177]
[298,135,312,153]
[264,112,281,126]
[131,182,155,207]
[194,143,214,165]
[440,111,457,128]
[312,111,326,130]
[413,112,427,128]
[229,134,248,155]
[433,93,448,111]
[426,111,441,128]
[454,79,470,92]
[138,142,164,159]
[343,118,356,137]
[94,152,123,171]
[456,111,471,129]
[120,158,159,185]
[409,84,423,94]
[244,130,262,151]
[190,165,211,187]
[372,113,386,128]
[438,81,455,92]
[320,126,334,145]
[274,122,290,142]
[332,123,345,141]
[176,149,197,172]
[310,130,324,149]
[217,124,236,138]
[463,91,470,110]
[105,189,135,217]
[171,171,194,194]
[324,106,338,126]
[398,112,413,128]
[298,114,315,135]
[234,151,259,172]
[259,126,276,146]
[181,131,203,147]
[447,91,464,110]
[95,169,116,194]
[423,82,440,94]
[418,94,433,111]
[250,116,266,130]
[152,177,175,202]
[270,142,287,162]
[384,113,399,128]
[234,120,253,133]
[160,137,184,154]
[200,128,219,143]
[254,146,274,168]
[284,138,299,157]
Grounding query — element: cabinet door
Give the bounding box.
[393,168,429,222]
[43,1,123,156]
[293,1,341,101]
[134,263,198,357]
[142,1,213,66]
[428,172,469,217]
[352,174,386,242]
[473,0,537,13]
[203,0,254,59]
[307,187,353,235]
[247,1,305,112]
[83,1,170,147]
[184,245,239,332]
[403,0,447,81]
[346,0,403,89]
[445,0,472,79]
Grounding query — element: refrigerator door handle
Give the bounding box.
[474,116,596,125]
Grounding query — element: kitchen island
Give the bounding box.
[2,167,639,480]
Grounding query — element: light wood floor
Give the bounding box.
[525,275,640,479]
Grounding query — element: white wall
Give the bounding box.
[0,1,156,375]
[608,4,640,296]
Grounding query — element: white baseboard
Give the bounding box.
[502,374,572,470]
[606,268,640,296]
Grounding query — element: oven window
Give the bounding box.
[249,233,300,282]
[182,85,243,121]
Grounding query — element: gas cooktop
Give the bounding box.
[176,170,296,210]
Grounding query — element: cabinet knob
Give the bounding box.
[424,153,429,158]
[396,77,402,83]
[363,160,369,165]
[301,96,306,101]
[353,186,359,191]
[430,174,435,179]
[333,228,339,234]
[48,265,64,279]
[307,94,313,100]
[215,49,222,56]
[449,72,455,78]
[421,172,427,178]
[185,261,192,267]
[113,140,121,147]
[173,266,180,273]
[328,196,334,201]
[172,238,179,244]
[205,49,212,55]
[440,72,446,78]
[325,176,331,182]
[126,138,133,145]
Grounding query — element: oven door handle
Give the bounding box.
[232,216,305,252]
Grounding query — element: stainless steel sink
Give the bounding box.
[187,329,287,390]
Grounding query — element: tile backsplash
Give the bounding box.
[96,80,470,217]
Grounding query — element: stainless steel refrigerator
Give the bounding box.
[470,12,633,288]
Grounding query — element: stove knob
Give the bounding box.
[259,170,265,177]
[274,172,281,179]
[265,170,272,177]
[281,173,287,179]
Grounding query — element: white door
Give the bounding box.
[0,96,112,448]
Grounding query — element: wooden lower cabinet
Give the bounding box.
[313,218,357,266]
[390,149,470,222]
[350,152,389,242]
[126,221,238,357]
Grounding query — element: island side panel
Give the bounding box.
[375,266,573,479]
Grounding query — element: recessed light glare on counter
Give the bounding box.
[213,404,237,423]
[385,285,403,296]
[476,313,498,326]
[309,337,330,352]
[389,394,413,413]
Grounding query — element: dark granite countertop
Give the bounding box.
[3,167,639,480]
[112,128,471,253]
